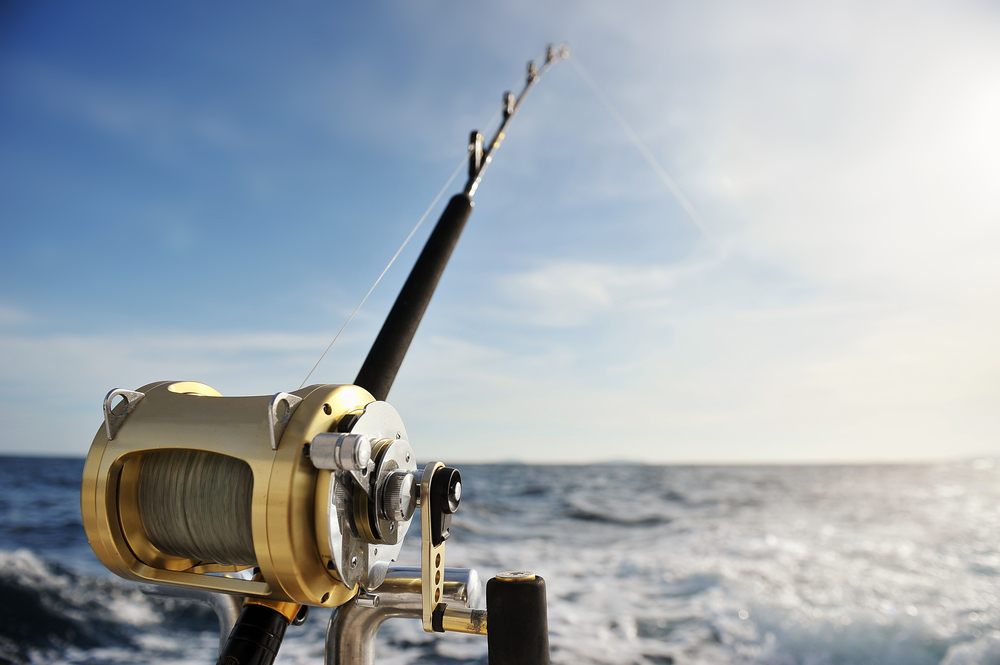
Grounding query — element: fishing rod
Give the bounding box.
[80,44,567,665]
[355,42,569,402]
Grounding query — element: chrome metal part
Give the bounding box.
[370,439,415,544]
[325,566,483,665]
[324,401,415,591]
[382,471,417,522]
[268,392,303,450]
[469,131,483,178]
[140,585,242,656]
[356,592,379,608]
[310,433,372,472]
[103,388,145,440]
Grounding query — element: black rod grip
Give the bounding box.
[216,604,290,665]
[487,574,550,665]
[354,194,474,401]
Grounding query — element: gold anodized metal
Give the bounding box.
[244,597,302,623]
[496,571,536,582]
[262,383,367,607]
[419,461,446,632]
[441,607,488,635]
[81,380,372,607]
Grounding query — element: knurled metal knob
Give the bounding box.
[382,471,416,522]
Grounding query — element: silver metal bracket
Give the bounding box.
[103,388,145,440]
[325,401,414,591]
[469,131,484,178]
[268,392,303,450]
[355,591,380,608]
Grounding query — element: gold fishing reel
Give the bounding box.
[81,380,419,608]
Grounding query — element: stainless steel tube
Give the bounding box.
[325,567,483,665]
[141,585,243,655]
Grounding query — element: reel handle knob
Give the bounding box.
[486,572,549,665]
[308,433,371,471]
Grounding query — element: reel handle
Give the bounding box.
[486,573,550,665]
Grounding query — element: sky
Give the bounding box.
[1,1,999,463]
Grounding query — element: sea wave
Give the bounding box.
[0,549,216,665]
[4,461,1000,664]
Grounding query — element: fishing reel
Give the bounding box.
[81,380,547,664]
[82,380,425,606]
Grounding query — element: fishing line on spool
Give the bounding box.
[137,449,256,566]
[569,55,707,234]
[299,103,508,388]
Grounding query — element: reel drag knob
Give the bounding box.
[382,471,417,522]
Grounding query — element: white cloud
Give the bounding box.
[494,260,711,326]
[390,291,1000,463]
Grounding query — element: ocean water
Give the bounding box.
[3,457,1000,665]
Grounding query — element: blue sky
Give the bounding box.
[2,1,999,462]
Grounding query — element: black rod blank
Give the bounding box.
[215,605,290,665]
[353,194,474,401]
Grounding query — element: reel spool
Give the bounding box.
[81,380,417,607]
